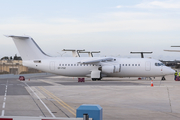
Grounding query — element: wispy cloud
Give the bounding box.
[115,0,180,9]
[134,0,180,9]
[48,18,80,23]
[1,18,180,35]
[1,1,180,35]
[116,5,122,8]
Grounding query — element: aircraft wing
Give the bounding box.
[164,50,180,52]
[79,57,114,64]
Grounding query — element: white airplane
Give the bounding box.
[6,35,175,81]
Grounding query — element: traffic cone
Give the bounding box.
[151,80,153,87]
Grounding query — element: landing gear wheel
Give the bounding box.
[161,76,166,81]
[92,78,96,81]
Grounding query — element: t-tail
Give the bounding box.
[6,35,50,60]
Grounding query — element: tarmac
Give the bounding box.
[0,73,180,120]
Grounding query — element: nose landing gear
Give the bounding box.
[161,76,166,80]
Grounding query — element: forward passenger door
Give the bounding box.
[145,62,151,71]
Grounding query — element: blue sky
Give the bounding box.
[0,0,180,60]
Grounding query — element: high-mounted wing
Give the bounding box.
[78,57,114,64]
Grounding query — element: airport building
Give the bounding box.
[0,60,42,74]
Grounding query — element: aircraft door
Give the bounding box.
[145,62,151,71]
[161,65,163,74]
[50,61,55,71]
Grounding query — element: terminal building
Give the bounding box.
[0,60,42,74]
[0,55,42,74]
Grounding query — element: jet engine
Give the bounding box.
[102,65,120,74]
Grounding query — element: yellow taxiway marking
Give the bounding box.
[38,86,76,117]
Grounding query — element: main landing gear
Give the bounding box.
[161,76,166,81]
[92,78,102,81]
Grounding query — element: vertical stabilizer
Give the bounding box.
[6,35,50,60]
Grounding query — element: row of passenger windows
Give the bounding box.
[59,64,141,67]
[122,64,140,66]
[59,64,97,66]
[59,63,164,67]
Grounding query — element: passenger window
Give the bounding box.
[132,64,134,66]
[62,64,64,66]
[126,64,127,66]
[138,64,140,66]
[65,64,67,66]
[129,64,130,66]
[74,64,76,66]
[135,64,137,66]
[59,64,61,66]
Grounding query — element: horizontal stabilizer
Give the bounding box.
[5,35,30,39]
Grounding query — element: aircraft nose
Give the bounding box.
[170,69,175,74]
[164,67,175,75]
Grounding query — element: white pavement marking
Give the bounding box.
[4,97,6,101]
[24,82,56,118]
[1,80,8,116]
[1,110,4,116]
[2,102,5,108]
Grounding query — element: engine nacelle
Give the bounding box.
[102,65,115,73]
[102,65,121,74]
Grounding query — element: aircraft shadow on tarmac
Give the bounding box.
[55,81,149,86]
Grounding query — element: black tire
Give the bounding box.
[161,76,166,80]
[97,78,102,81]
[92,78,96,81]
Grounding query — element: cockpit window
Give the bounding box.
[155,63,165,66]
